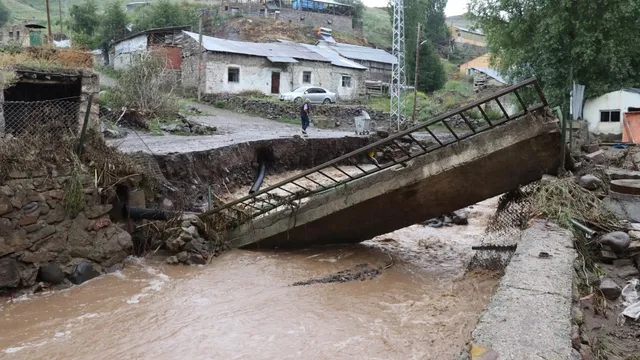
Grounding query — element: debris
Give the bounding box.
[452,210,469,225]
[586,150,606,164]
[621,279,640,321]
[166,256,179,265]
[598,278,622,300]
[615,265,640,279]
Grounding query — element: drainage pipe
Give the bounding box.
[249,160,267,194]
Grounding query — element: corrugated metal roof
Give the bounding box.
[183,31,328,62]
[267,56,298,63]
[316,40,397,65]
[313,0,353,6]
[294,42,367,70]
[470,66,508,84]
[624,88,640,95]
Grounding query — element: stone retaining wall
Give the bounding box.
[0,170,133,290]
[201,94,389,126]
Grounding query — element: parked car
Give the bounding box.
[279,86,337,104]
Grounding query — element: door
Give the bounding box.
[271,72,280,94]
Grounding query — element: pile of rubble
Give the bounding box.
[164,214,218,266]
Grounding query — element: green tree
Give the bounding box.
[132,0,199,33]
[337,0,366,29]
[69,0,100,48]
[416,41,446,92]
[100,1,128,45]
[0,1,10,27]
[388,0,448,92]
[469,0,640,107]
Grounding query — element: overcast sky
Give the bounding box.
[362,0,467,16]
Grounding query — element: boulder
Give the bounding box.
[598,278,621,300]
[85,204,113,219]
[376,127,389,138]
[69,261,101,285]
[578,175,603,190]
[177,251,189,263]
[585,150,606,165]
[615,265,640,279]
[0,257,20,288]
[0,196,12,216]
[452,210,469,225]
[598,232,631,252]
[38,262,65,285]
[188,254,207,265]
[166,256,179,265]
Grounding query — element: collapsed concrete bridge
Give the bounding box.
[201,78,566,248]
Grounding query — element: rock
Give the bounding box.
[598,232,631,252]
[166,256,179,265]
[586,150,606,165]
[0,230,31,257]
[0,196,12,216]
[452,210,469,225]
[0,218,13,235]
[628,230,640,240]
[569,349,582,360]
[600,250,617,263]
[583,144,599,153]
[629,240,640,252]
[0,185,14,197]
[22,202,39,214]
[84,204,113,219]
[18,213,39,226]
[38,262,65,284]
[580,345,594,360]
[69,261,101,285]
[0,257,20,288]
[91,218,112,231]
[29,225,56,242]
[46,205,67,224]
[376,127,389,138]
[578,175,602,190]
[571,325,581,350]
[572,306,584,326]
[183,225,199,238]
[615,265,640,279]
[177,251,189,263]
[188,254,207,265]
[598,278,622,300]
[166,237,185,252]
[162,198,174,210]
[39,203,50,216]
[20,250,55,264]
[161,124,180,132]
[443,215,452,224]
[47,190,64,200]
[106,263,124,273]
[18,262,38,286]
[613,259,633,268]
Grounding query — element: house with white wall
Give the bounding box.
[583,88,640,135]
[111,26,190,70]
[180,31,367,100]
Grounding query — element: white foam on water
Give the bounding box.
[3,346,25,354]
[110,270,127,280]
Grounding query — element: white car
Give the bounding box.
[279,86,337,104]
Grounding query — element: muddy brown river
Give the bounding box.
[0,200,500,360]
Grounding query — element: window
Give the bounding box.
[600,110,621,123]
[15,31,20,40]
[302,71,311,84]
[8,31,13,39]
[228,68,239,83]
[341,75,352,88]
[308,88,325,94]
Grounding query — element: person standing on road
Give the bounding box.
[300,98,311,135]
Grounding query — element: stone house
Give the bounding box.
[449,25,486,47]
[315,40,395,86]
[1,24,46,47]
[181,31,367,100]
[583,88,640,135]
[111,26,191,71]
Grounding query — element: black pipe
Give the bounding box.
[249,160,267,194]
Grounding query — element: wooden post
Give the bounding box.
[197,10,204,102]
[412,23,421,121]
[58,0,63,35]
[45,0,53,45]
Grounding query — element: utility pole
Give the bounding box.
[58,0,63,35]
[412,23,421,122]
[45,0,53,45]
[197,10,204,102]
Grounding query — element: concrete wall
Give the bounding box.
[113,35,147,71]
[225,109,564,248]
[182,50,365,100]
[0,25,38,47]
[584,90,640,135]
[277,8,352,32]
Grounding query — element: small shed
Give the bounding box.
[583,88,640,135]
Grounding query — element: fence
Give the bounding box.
[0,97,83,138]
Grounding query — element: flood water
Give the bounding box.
[0,199,500,360]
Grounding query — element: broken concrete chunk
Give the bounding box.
[586,150,606,165]
[598,278,622,300]
[578,174,602,190]
[600,250,618,263]
[598,232,631,252]
[615,265,640,279]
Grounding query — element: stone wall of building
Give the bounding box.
[0,169,133,290]
[277,8,353,32]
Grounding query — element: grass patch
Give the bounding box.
[362,7,392,48]
[148,119,164,136]
[95,65,121,81]
[277,117,300,125]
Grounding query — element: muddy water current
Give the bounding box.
[0,199,500,360]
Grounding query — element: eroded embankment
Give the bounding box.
[155,136,371,211]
